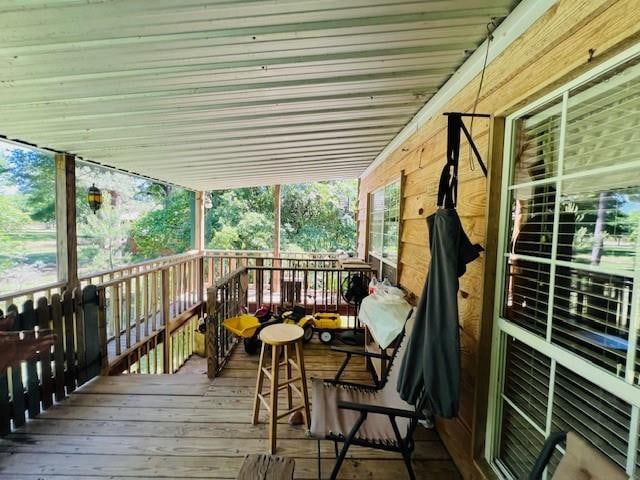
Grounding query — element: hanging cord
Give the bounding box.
[468,20,496,171]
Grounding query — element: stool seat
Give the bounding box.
[252,323,310,454]
[260,324,304,345]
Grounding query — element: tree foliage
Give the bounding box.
[206,181,357,252]
[130,189,193,258]
[5,148,56,222]
[78,192,132,271]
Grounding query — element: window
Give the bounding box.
[368,179,401,283]
[488,49,640,479]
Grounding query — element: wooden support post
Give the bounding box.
[55,153,78,290]
[161,269,171,374]
[206,285,218,379]
[194,191,206,252]
[274,185,281,258]
[273,185,281,293]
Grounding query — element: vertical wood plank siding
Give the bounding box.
[356,1,640,477]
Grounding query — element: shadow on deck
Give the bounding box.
[0,342,460,479]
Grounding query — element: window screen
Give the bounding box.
[491,52,640,479]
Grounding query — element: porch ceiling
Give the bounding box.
[0,0,514,190]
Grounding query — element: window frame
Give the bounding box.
[485,43,640,479]
[367,177,401,278]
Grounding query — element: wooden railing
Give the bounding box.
[204,263,373,378]
[206,267,248,377]
[246,265,372,317]
[0,250,359,402]
[96,254,205,375]
[203,249,338,286]
[79,250,200,287]
[0,286,103,434]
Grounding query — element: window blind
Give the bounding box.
[551,365,631,469]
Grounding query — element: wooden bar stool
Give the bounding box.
[252,324,310,454]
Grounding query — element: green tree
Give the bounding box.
[206,181,356,252]
[5,148,56,222]
[207,187,274,250]
[281,181,356,252]
[78,192,132,271]
[131,189,193,258]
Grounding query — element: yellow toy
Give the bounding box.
[222,313,279,354]
[281,307,314,343]
[313,312,343,344]
[281,308,345,344]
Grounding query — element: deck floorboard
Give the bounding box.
[0,341,460,479]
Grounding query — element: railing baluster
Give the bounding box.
[124,278,132,350]
[113,285,121,356]
[151,271,158,333]
[135,275,141,344]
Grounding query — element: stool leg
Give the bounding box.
[295,340,311,428]
[284,344,293,410]
[269,344,280,454]
[252,342,267,425]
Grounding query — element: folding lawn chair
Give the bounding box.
[309,310,426,480]
[329,310,411,388]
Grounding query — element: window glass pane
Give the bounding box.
[504,186,554,337]
[551,268,631,376]
[551,365,631,470]
[560,171,639,272]
[499,402,545,479]
[564,59,640,174]
[504,258,551,337]
[368,190,384,256]
[511,99,563,185]
[382,181,400,261]
[503,337,550,428]
[508,186,556,259]
[0,143,57,294]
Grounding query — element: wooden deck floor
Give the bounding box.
[0,342,460,479]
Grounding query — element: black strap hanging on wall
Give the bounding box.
[437,112,490,209]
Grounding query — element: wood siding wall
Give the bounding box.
[356,1,640,478]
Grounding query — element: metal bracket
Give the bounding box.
[443,112,490,177]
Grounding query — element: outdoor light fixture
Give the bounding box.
[87,184,103,213]
[204,193,213,209]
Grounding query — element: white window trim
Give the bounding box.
[485,42,640,478]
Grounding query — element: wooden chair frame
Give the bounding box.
[315,321,426,480]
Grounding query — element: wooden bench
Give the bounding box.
[236,454,295,480]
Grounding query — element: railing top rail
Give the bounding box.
[79,250,201,282]
[0,280,67,304]
[210,266,247,289]
[95,253,203,289]
[204,249,338,258]
[247,265,372,273]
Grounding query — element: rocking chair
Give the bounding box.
[309,311,425,480]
